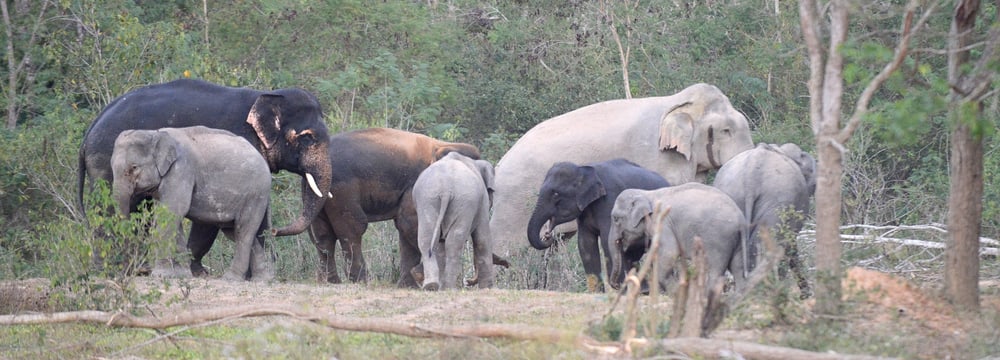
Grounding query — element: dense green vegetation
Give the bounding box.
[0,1,997,291]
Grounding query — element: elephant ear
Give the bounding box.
[628,196,653,229]
[246,93,284,149]
[474,159,496,192]
[153,131,178,177]
[575,166,607,211]
[659,103,696,161]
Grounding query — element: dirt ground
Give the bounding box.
[3,267,999,359]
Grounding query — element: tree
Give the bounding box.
[798,0,935,315]
[944,0,1000,311]
[1,0,51,129]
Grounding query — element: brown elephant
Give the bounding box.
[308,128,484,286]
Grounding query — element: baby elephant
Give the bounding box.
[412,152,496,290]
[111,126,273,281]
[713,142,816,297]
[607,183,749,295]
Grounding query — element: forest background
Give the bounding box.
[0,0,998,295]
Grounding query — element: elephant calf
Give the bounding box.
[608,183,749,296]
[412,152,497,290]
[712,142,816,297]
[111,126,273,281]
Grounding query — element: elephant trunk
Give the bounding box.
[273,172,329,236]
[526,204,556,250]
[113,180,133,217]
[608,234,624,290]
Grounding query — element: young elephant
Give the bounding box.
[111,126,273,281]
[712,143,816,296]
[412,152,497,290]
[527,159,670,292]
[607,183,749,295]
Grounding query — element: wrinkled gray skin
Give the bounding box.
[712,143,816,297]
[412,152,497,290]
[527,159,670,292]
[491,83,754,255]
[607,183,748,297]
[111,126,273,281]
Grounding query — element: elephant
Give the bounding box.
[712,142,816,297]
[526,159,670,292]
[490,83,754,255]
[79,79,332,272]
[607,183,749,297]
[412,152,497,290]
[111,126,273,281]
[308,127,495,286]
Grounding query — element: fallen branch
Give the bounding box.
[656,337,898,360]
[796,225,1000,256]
[0,303,903,359]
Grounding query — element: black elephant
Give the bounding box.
[78,79,333,275]
[527,158,670,292]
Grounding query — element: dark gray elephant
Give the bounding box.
[412,152,496,290]
[527,159,670,292]
[79,79,333,268]
[111,126,273,281]
[712,142,816,297]
[607,183,748,296]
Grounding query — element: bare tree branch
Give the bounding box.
[838,0,941,143]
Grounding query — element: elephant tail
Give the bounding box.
[741,192,754,278]
[77,141,89,223]
[429,192,450,258]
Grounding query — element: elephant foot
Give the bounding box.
[585,274,601,293]
[422,281,440,291]
[151,259,192,278]
[221,271,244,282]
[191,264,212,277]
[409,266,425,286]
[251,262,275,283]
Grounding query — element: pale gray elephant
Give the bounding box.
[111,126,273,281]
[490,83,754,255]
[412,152,497,290]
[712,143,816,297]
[607,183,749,297]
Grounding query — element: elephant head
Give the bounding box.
[607,189,655,290]
[659,84,754,175]
[777,143,817,195]
[527,162,606,249]
[248,90,333,237]
[110,130,178,216]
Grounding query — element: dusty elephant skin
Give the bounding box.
[412,152,497,291]
[490,83,754,256]
[607,183,749,298]
[526,159,670,292]
[111,126,273,281]
[78,79,333,256]
[712,142,816,297]
[308,127,488,287]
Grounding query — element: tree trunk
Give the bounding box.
[1,0,17,129]
[943,0,983,312]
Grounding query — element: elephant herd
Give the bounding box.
[77,79,815,295]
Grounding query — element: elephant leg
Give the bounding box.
[395,194,421,288]
[471,219,495,289]
[324,199,369,283]
[249,213,275,282]
[782,234,811,299]
[223,204,267,282]
[187,223,220,277]
[577,228,603,292]
[417,209,440,290]
[309,210,341,283]
[442,229,468,290]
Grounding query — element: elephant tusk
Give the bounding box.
[306,173,323,198]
